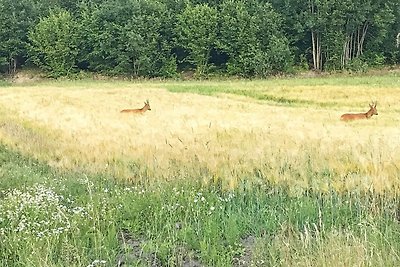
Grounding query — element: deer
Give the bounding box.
[340,101,378,121]
[120,99,151,114]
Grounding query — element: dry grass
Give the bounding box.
[0,77,399,193]
[256,227,396,266]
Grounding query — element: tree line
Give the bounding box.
[0,0,399,78]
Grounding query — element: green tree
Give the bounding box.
[218,0,291,76]
[176,3,218,75]
[28,10,79,77]
[218,0,261,75]
[250,1,292,74]
[363,0,399,66]
[269,0,309,67]
[0,0,53,74]
[276,0,400,71]
[80,0,176,77]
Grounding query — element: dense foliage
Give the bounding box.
[0,0,399,77]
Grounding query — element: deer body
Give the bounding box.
[120,100,151,114]
[340,102,378,121]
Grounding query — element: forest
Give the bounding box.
[0,0,399,78]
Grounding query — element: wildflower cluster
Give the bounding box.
[0,184,86,241]
[160,187,237,217]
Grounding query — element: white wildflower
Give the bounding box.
[87,259,107,267]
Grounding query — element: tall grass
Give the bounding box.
[1,144,399,266]
[0,73,400,266]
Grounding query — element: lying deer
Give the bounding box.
[120,100,151,114]
[340,102,378,121]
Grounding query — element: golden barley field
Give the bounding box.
[1,74,399,194]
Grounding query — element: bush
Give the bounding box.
[28,10,79,78]
[345,58,369,73]
[175,3,218,76]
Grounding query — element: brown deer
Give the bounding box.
[120,100,151,114]
[340,102,378,121]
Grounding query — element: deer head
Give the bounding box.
[144,99,151,111]
[369,101,378,115]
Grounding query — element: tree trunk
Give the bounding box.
[8,56,17,75]
[311,30,316,69]
[311,30,322,71]
[309,0,322,71]
[342,35,351,68]
[316,33,321,70]
[341,21,369,68]
[358,22,368,56]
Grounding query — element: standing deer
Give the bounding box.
[340,102,378,121]
[120,100,151,114]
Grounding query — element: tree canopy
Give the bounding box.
[0,0,399,77]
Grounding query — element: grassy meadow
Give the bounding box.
[1,72,400,266]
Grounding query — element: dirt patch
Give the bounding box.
[11,71,45,84]
[117,230,162,267]
[117,230,203,267]
[233,236,256,266]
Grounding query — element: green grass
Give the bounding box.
[166,74,400,90]
[0,80,10,87]
[164,72,400,108]
[165,83,325,108]
[1,144,400,266]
